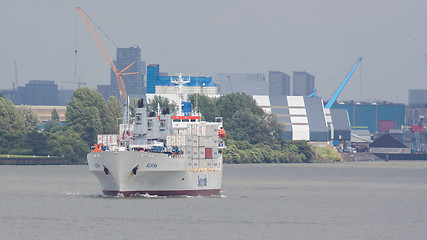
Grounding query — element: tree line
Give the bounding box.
[0,88,121,163]
[0,89,327,164]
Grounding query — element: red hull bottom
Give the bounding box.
[103,189,220,197]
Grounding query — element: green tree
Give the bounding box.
[47,131,89,163]
[51,108,60,121]
[107,96,122,133]
[23,130,48,155]
[66,88,115,144]
[189,94,218,121]
[0,98,25,151]
[216,93,264,121]
[18,106,39,133]
[70,106,102,144]
[148,95,177,113]
[43,109,64,133]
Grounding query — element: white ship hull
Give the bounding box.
[87,151,223,197]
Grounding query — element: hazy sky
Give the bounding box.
[1,0,427,104]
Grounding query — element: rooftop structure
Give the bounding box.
[214,73,267,95]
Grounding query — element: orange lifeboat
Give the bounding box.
[92,144,102,152]
[218,128,226,138]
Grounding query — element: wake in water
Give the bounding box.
[64,192,226,199]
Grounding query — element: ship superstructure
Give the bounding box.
[87,74,226,197]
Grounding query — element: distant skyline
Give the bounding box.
[2,0,427,104]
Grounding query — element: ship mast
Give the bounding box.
[170,73,190,116]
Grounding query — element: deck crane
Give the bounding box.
[324,57,362,109]
[76,6,137,101]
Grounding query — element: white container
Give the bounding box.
[186,125,192,135]
[213,136,219,147]
[206,136,213,148]
[212,159,218,167]
[186,136,193,147]
[198,136,206,147]
[212,148,219,159]
[198,159,206,168]
[206,124,215,136]
[198,147,206,159]
[184,147,192,157]
[192,137,199,147]
[197,125,207,136]
[192,147,199,159]
[206,159,213,168]
[191,125,198,136]
[192,159,199,168]
[187,156,192,167]
[109,135,118,146]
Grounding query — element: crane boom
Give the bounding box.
[325,57,362,109]
[76,6,128,101]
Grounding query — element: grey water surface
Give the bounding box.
[1,161,426,240]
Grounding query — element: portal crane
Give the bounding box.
[76,6,137,101]
[324,57,362,109]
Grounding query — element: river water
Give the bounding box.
[1,161,426,240]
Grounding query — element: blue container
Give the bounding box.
[182,102,192,116]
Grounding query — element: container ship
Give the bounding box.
[87,75,226,197]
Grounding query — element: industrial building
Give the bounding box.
[253,95,351,142]
[408,89,427,107]
[16,105,66,122]
[293,71,315,96]
[269,71,290,96]
[110,46,145,99]
[331,102,405,133]
[147,64,217,95]
[2,81,73,106]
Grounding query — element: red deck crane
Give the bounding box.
[76,6,137,101]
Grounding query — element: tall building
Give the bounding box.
[293,71,314,96]
[111,46,145,99]
[15,80,59,105]
[214,73,267,95]
[269,71,290,96]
